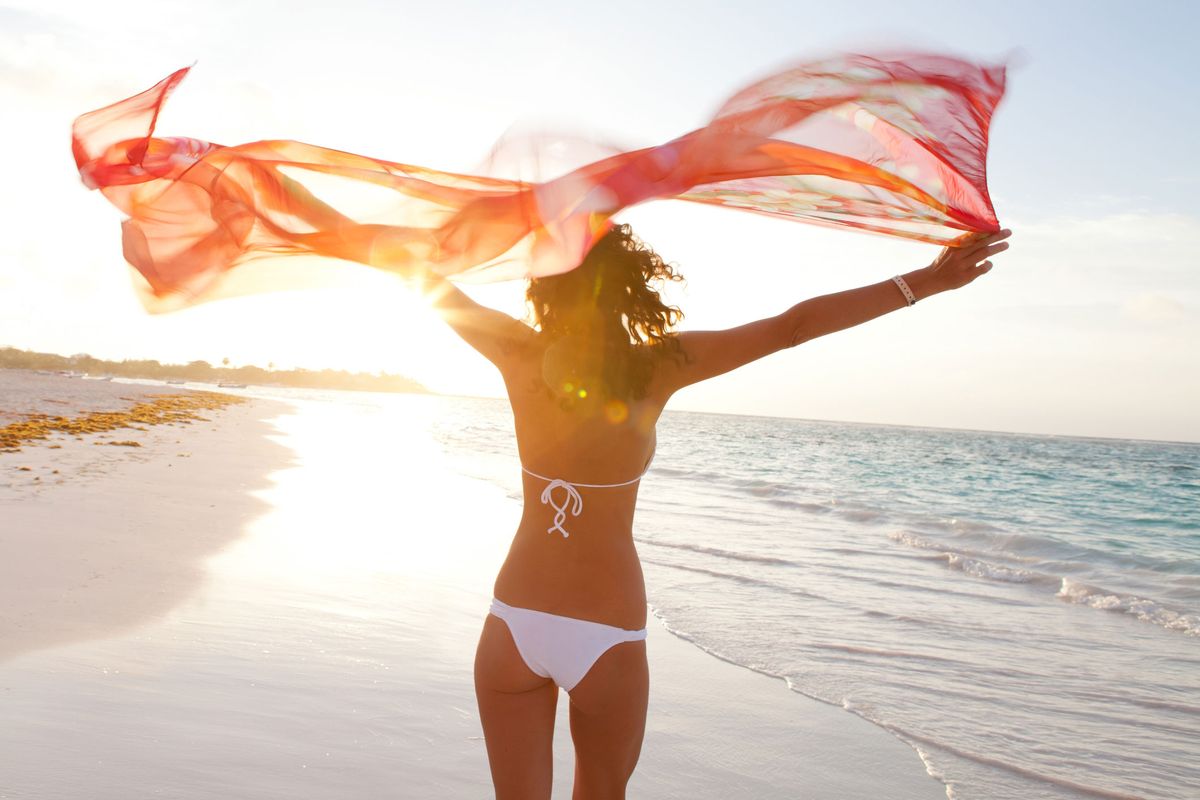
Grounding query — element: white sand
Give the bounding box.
[0,371,294,661]
[0,372,942,799]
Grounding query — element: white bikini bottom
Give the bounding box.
[488,598,648,692]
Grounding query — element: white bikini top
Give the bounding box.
[521,451,654,539]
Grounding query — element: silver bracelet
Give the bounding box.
[891,275,917,306]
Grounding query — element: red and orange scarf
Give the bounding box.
[72,52,1007,313]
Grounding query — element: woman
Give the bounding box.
[66,54,1010,798]
[417,222,1012,799]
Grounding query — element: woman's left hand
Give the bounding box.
[925,228,1012,293]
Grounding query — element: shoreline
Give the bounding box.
[627,612,943,799]
[0,374,943,798]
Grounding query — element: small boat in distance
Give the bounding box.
[165,379,187,385]
[216,382,249,388]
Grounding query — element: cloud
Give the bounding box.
[1122,292,1188,323]
[1009,209,1199,248]
[0,9,136,106]
[986,210,1200,309]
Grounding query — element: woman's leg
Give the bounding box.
[474,614,559,800]
[567,640,650,800]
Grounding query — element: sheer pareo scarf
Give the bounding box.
[71,52,1008,313]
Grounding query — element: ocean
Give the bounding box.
[425,394,1200,800]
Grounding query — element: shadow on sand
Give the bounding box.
[0,395,298,663]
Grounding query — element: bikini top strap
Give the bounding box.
[520,462,650,539]
[520,465,645,489]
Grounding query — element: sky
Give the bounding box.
[1,0,1197,442]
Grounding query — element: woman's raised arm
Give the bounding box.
[416,275,537,369]
[659,229,1012,392]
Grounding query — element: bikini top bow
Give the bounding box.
[520,465,649,539]
[538,479,584,538]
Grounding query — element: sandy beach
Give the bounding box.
[0,370,942,799]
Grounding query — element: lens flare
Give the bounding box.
[604,399,629,424]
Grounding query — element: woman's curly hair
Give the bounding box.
[526,223,685,401]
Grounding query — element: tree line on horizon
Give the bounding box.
[0,347,429,395]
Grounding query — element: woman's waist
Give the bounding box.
[503,528,644,575]
[493,544,647,628]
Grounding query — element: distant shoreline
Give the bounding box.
[6,350,1192,447]
[0,347,429,396]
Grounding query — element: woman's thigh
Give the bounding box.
[474,614,559,800]
[567,640,649,800]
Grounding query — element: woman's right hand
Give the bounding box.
[925,228,1012,293]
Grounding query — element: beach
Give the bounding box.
[0,370,941,799]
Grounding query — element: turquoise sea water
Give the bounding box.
[430,396,1200,800]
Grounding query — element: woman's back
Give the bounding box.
[492,336,669,629]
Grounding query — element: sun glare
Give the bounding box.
[207,396,513,597]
